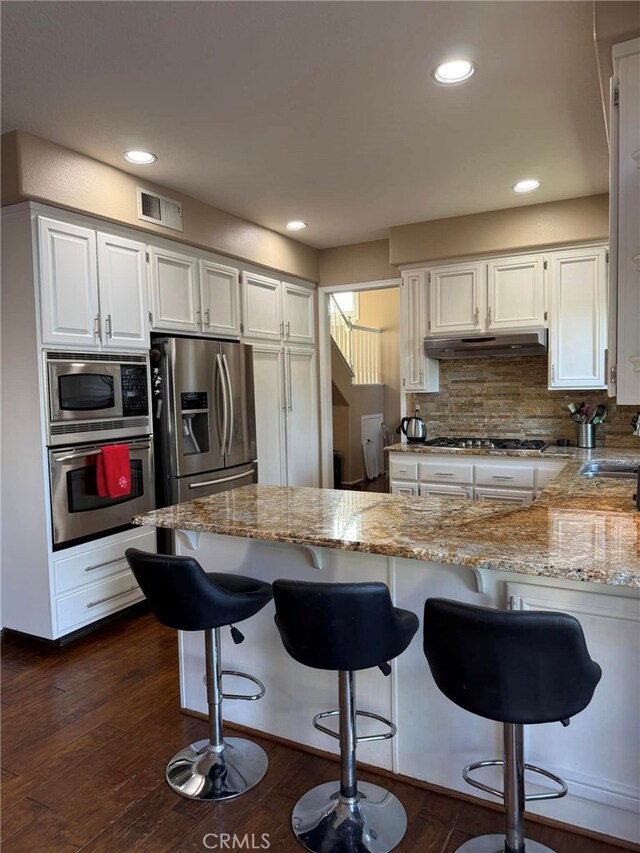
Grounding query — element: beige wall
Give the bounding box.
[318,238,398,286]
[358,288,401,432]
[1,130,318,282]
[389,194,609,267]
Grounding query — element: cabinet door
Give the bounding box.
[199,260,240,337]
[242,272,283,341]
[474,486,533,505]
[419,483,473,500]
[486,255,545,330]
[401,271,438,391]
[282,282,315,345]
[548,248,607,389]
[428,262,485,335]
[149,247,199,333]
[38,217,100,348]
[252,345,287,486]
[390,481,419,497]
[97,233,148,350]
[285,347,319,487]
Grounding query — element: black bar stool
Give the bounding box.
[125,548,273,801]
[273,579,419,853]
[423,598,602,853]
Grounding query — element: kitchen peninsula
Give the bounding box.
[134,451,640,846]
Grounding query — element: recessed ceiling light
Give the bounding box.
[124,150,157,165]
[513,179,540,193]
[432,60,475,85]
[286,221,307,231]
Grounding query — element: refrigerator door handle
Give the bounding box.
[222,353,234,456]
[215,353,228,456]
[188,469,254,489]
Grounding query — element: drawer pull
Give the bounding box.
[86,585,139,608]
[84,556,125,573]
[435,472,454,477]
[491,475,515,481]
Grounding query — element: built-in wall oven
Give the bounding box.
[45,351,155,549]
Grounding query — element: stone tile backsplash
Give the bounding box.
[411,356,639,447]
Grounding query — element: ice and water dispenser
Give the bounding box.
[180,392,210,456]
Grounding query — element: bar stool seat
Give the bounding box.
[126,549,272,801]
[273,579,419,853]
[423,598,601,853]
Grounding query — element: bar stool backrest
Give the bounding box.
[125,548,268,631]
[273,579,419,671]
[423,598,601,725]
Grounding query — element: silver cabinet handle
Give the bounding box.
[85,556,124,573]
[487,306,492,326]
[106,314,113,338]
[94,314,100,337]
[491,475,515,481]
[188,470,254,489]
[86,585,138,608]
[434,472,454,477]
[204,308,210,328]
[215,353,227,456]
[221,353,234,455]
[279,321,285,338]
[473,306,480,326]
[286,321,290,339]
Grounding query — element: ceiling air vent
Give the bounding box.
[137,188,183,232]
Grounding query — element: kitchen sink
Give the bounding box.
[579,461,638,479]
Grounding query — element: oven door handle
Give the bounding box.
[54,442,151,463]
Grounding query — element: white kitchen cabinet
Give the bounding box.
[97,233,148,350]
[486,254,545,330]
[400,270,439,392]
[420,483,473,500]
[391,481,419,497]
[428,261,485,336]
[474,486,533,505]
[242,271,283,341]
[149,247,199,333]
[285,346,319,487]
[282,282,315,345]
[38,217,100,347]
[199,259,241,337]
[548,247,608,389]
[252,344,319,488]
[252,344,287,486]
[610,41,640,404]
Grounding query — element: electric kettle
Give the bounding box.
[399,410,427,443]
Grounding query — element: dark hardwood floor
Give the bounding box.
[1,611,625,852]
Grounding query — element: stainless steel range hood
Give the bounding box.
[424,329,548,359]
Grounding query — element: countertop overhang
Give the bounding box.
[134,448,640,589]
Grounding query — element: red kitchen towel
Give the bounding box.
[96,445,131,498]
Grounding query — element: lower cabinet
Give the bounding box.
[390,481,419,497]
[252,343,319,487]
[420,483,474,500]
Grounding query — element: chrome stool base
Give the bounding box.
[455,834,556,853]
[292,780,407,853]
[166,736,268,801]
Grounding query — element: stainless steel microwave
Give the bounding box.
[46,351,151,445]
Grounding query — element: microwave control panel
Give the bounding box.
[121,366,149,416]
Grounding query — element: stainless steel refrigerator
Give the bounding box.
[151,336,257,512]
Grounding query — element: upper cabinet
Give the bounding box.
[242,272,315,345]
[149,247,200,334]
[486,255,545,331]
[39,217,148,351]
[428,262,485,335]
[199,260,241,338]
[548,247,607,389]
[610,41,640,404]
[400,270,438,392]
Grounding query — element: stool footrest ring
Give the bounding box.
[463,759,568,802]
[312,708,397,742]
[202,670,265,701]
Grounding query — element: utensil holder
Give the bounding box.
[577,424,596,449]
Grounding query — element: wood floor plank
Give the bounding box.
[1,612,629,853]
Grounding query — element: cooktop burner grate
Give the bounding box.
[423,437,548,451]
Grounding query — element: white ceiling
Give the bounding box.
[1,1,608,249]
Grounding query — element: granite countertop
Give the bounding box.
[385,442,638,460]
[134,448,640,589]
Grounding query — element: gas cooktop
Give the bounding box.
[423,437,548,451]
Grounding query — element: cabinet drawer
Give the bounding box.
[419,483,473,500]
[55,570,143,634]
[475,463,534,489]
[53,528,156,595]
[390,480,419,497]
[474,486,533,505]
[418,460,473,485]
[389,459,419,481]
